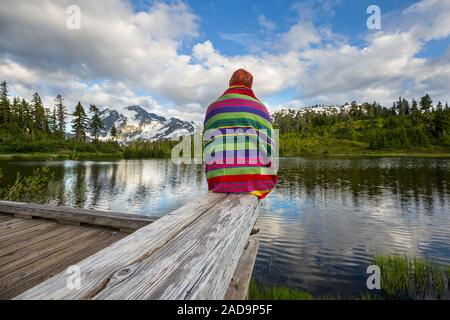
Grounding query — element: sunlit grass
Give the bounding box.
[248,280,314,300]
[375,255,449,299]
[249,255,449,300]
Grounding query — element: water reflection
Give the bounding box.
[0,157,449,297]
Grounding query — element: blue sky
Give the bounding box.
[131,1,417,50]
[0,0,449,121]
[151,0,445,107]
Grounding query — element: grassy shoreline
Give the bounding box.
[249,255,450,300]
[2,151,450,161]
[0,152,124,161]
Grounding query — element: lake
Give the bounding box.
[0,157,449,298]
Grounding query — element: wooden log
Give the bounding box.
[224,238,259,300]
[0,200,156,231]
[15,193,259,300]
[56,220,81,226]
[14,213,33,220]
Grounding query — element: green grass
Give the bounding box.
[0,152,123,161]
[375,255,449,299]
[248,280,314,300]
[249,256,449,300]
[279,136,450,157]
[0,167,61,203]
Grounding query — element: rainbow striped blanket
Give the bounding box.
[203,85,278,199]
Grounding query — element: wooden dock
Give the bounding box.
[0,193,260,300]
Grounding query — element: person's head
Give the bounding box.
[229,69,253,88]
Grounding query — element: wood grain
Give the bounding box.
[224,238,259,300]
[15,193,259,300]
[0,200,156,231]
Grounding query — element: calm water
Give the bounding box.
[1,157,449,297]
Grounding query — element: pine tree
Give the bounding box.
[50,108,58,134]
[44,108,51,134]
[0,81,10,126]
[110,124,117,140]
[420,94,433,112]
[20,98,31,134]
[71,102,88,142]
[55,95,67,137]
[433,101,446,140]
[10,97,20,128]
[420,94,433,134]
[31,92,46,133]
[89,104,104,142]
[411,98,421,126]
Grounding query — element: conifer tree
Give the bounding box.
[110,124,117,140]
[89,104,104,142]
[20,98,31,134]
[50,108,58,134]
[55,95,67,137]
[420,94,433,112]
[31,92,46,133]
[10,97,20,127]
[71,102,88,142]
[0,81,10,126]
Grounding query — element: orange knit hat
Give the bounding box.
[229,69,253,88]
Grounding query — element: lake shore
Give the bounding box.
[2,150,450,161]
[0,152,124,161]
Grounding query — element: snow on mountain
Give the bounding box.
[97,105,195,143]
[273,103,364,117]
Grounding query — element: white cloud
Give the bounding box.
[258,15,277,32]
[0,0,449,121]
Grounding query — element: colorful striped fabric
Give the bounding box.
[203,85,278,199]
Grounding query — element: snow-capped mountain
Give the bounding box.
[97,105,195,143]
[273,103,364,117]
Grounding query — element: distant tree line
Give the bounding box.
[273,94,450,152]
[0,81,119,154]
[2,79,450,157]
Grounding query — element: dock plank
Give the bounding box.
[15,193,235,299]
[94,194,259,300]
[0,220,53,240]
[224,238,259,300]
[0,228,125,299]
[0,200,156,231]
[0,222,66,251]
[16,193,259,300]
[0,226,86,270]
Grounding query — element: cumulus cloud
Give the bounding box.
[0,0,449,121]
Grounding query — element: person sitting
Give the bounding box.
[203,69,278,199]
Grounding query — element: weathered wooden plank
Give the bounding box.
[0,223,76,259]
[224,238,259,300]
[0,215,12,221]
[0,227,100,272]
[56,219,81,226]
[0,200,156,230]
[0,220,53,240]
[14,213,33,220]
[0,218,34,229]
[1,229,124,299]
[0,222,65,250]
[15,193,241,300]
[91,194,259,300]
